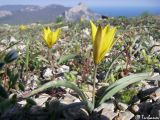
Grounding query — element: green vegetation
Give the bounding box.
[0,16,159,119]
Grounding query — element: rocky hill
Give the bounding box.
[0,3,101,25]
[0,4,69,24]
[64,3,101,21]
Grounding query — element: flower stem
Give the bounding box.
[48,49,54,80]
[92,64,98,107]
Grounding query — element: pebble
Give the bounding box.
[43,68,53,80]
[115,110,134,120]
[131,104,139,113]
[117,102,128,111]
[57,65,70,73]
[61,26,69,32]
[95,102,118,120]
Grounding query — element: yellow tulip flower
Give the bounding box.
[42,27,61,49]
[19,25,27,31]
[90,21,117,64]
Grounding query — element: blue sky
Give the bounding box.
[0,0,160,7]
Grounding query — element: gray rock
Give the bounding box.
[0,104,22,119]
[63,108,88,120]
[64,2,101,22]
[117,102,128,111]
[138,102,153,115]
[57,65,70,73]
[154,88,160,100]
[1,36,17,45]
[43,68,53,80]
[138,87,159,101]
[34,93,51,107]
[115,110,134,120]
[150,100,160,118]
[25,74,39,90]
[60,94,78,104]
[61,26,69,32]
[131,104,139,113]
[149,74,160,86]
[95,102,118,120]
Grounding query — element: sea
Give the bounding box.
[90,6,160,17]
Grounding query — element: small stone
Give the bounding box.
[43,68,53,80]
[115,110,134,120]
[60,94,77,104]
[57,65,70,73]
[138,102,152,115]
[18,44,26,53]
[138,87,158,101]
[82,28,89,36]
[150,103,160,118]
[25,75,39,90]
[82,28,90,39]
[34,93,51,107]
[9,36,17,43]
[63,107,88,120]
[1,36,17,45]
[155,88,160,97]
[95,102,118,120]
[18,100,26,106]
[149,74,160,86]
[61,26,69,32]
[131,104,139,113]
[117,102,128,111]
[74,99,81,103]
[77,75,82,81]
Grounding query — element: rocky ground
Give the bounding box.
[0,16,160,120]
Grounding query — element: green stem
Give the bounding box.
[92,64,98,108]
[48,49,54,80]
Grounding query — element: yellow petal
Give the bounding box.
[103,25,110,34]
[93,25,103,64]
[109,27,117,48]
[90,20,97,43]
[42,27,51,46]
[99,27,117,61]
[42,27,61,49]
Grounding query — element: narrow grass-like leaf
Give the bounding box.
[0,85,8,98]
[23,80,94,112]
[4,49,18,64]
[104,73,150,93]
[98,73,150,105]
[0,94,16,113]
[0,62,5,69]
[105,52,122,81]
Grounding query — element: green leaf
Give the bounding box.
[6,68,12,78]
[98,73,150,106]
[104,73,150,94]
[0,62,5,69]
[12,73,19,87]
[4,49,18,64]
[58,54,77,64]
[0,85,8,98]
[6,68,19,89]
[26,98,37,105]
[23,80,94,113]
[18,83,25,91]
[0,94,16,113]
